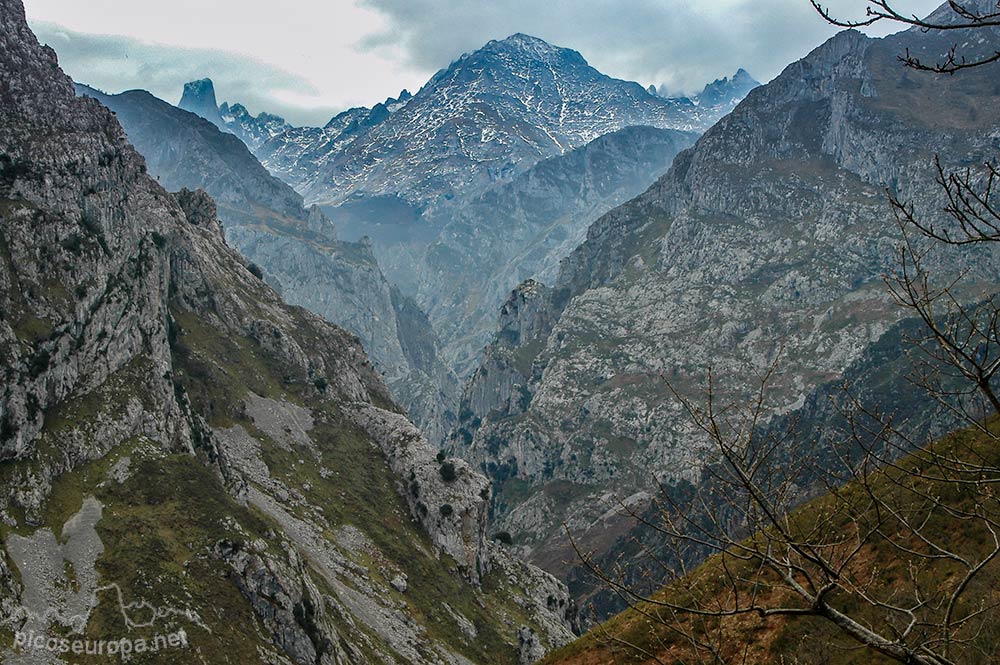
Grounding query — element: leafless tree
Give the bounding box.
[565,5,1000,664]
[874,156,1000,439]
[571,357,1000,664]
[811,1,1000,72]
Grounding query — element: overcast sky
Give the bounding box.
[24,0,943,126]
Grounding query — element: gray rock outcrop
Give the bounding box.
[452,20,1000,600]
[75,82,460,445]
[0,4,575,662]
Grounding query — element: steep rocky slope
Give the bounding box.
[412,125,698,376]
[0,3,575,663]
[562,308,977,618]
[452,15,1000,590]
[74,83,459,444]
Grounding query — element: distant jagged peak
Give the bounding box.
[179,77,223,126]
[220,101,288,126]
[384,90,412,113]
[317,91,409,135]
[732,67,757,84]
[416,31,655,108]
[386,88,412,105]
[700,68,759,92]
[323,106,370,130]
[177,79,295,150]
[489,32,566,53]
[695,68,760,107]
[181,77,216,103]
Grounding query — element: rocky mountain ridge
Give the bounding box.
[219,100,294,151]
[0,3,575,662]
[177,36,756,242]
[451,18,1000,594]
[294,33,749,212]
[412,124,699,377]
[253,88,408,180]
[75,82,460,444]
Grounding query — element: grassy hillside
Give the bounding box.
[543,420,1000,665]
[0,304,542,663]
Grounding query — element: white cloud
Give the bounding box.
[24,0,430,125]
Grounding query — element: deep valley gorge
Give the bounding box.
[4,0,1000,663]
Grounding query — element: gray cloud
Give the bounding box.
[30,21,344,126]
[28,1,945,127]
[359,0,943,95]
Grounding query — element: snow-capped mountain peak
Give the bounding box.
[195,35,757,217]
[288,33,725,208]
[478,32,588,65]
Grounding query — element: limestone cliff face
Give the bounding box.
[74,83,460,446]
[0,4,575,662]
[178,78,224,128]
[413,125,699,378]
[565,309,978,618]
[1,28,185,472]
[454,24,1000,585]
[457,280,563,425]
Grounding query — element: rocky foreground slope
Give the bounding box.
[0,2,576,662]
[451,11,1000,597]
[74,83,460,444]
